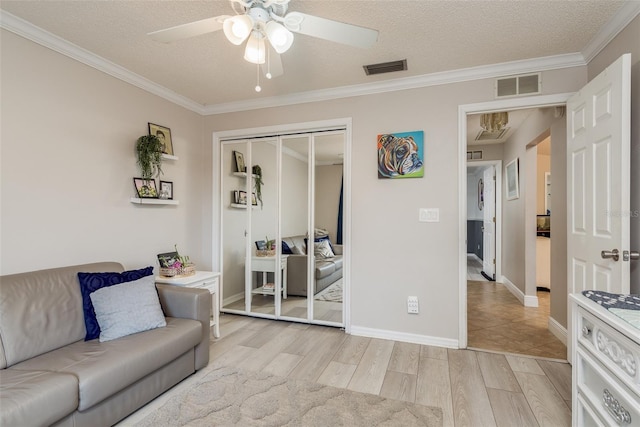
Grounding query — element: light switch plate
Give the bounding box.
[419,208,439,222]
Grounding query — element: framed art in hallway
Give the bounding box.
[505,158,519,200]
[377,130,424,179]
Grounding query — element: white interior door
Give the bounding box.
[567,53,631,295]
[482,166,496,279]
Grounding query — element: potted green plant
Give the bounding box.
[252,165,263,208]
[136,135,164,179]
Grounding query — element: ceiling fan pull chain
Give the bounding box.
[255,63,262,92]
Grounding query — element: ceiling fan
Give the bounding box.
[148,0,379,91]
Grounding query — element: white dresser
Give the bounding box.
[571,293,640,426]
[156,271,221,338]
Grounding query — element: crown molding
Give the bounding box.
[581,1,640,64]
[203,53,586,115]
[0,10,206,115]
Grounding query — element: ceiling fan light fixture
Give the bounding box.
[223,15,254,45]
[480,112,509,132]
[244,32,266,64]
[265,21,293,53]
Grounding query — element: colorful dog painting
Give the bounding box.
[377,131,424,179]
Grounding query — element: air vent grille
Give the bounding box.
[475,128,509,141]
[496,73,541,98]
[364,59,407,75]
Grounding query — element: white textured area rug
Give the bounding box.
[314,279,342,303]
[134,366,442,426]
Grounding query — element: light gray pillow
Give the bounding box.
[314,240,335,259]
[291,245,305,255]
[90,275,166,342]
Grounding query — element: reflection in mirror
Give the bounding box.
[221,141,248,312]
[280,136,310,320]
[313,133,344,324]
[249,139,278,316]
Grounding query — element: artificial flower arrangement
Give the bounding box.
[158,244,195,277]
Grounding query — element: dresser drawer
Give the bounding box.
[576,394,607,427]
[577,307,640,392]
[576,348,639,426]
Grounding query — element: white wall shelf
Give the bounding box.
[232,171,258,178]
[130,197,179,205]
[230,203,257,209]
[162,153,178,161]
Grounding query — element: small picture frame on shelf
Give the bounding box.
[237,190,247,205]
[251,192,258,206]
[159,180,173,200]
[233,150,245,173]
[255,240,267,250]
[133,178,158,198]
[148,123,173,156]
[157,251,179,268]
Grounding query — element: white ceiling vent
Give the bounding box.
[363,59,407,75]
[496,73,541,98]
[475,128,510,141]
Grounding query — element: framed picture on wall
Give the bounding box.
[133,178,158,198]
[148,123,173,156]
[233,151,245,173]
[505,158,520,200]
[159,180,173,199]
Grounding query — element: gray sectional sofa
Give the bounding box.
[282,235,343,297]
[0,262,211,427]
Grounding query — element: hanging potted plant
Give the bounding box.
[136,134,164,179]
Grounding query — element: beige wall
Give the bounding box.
[316,164,343,243]
[587,15,640,292]
[0,30,206,275]
[202,68,586,340]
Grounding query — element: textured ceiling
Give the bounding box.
[0,0,629,109]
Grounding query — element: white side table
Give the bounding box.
[155,271,221,338]
[251,255,287,299]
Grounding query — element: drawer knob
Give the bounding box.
[582,325,592,337]
[603,389,631,425]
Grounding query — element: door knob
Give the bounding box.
[601,249,620,261]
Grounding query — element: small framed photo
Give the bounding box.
[133,178,158,198]
[159,180,173,200]
[255,240,267,250]
[251,192,258,206]
[505,158,520,200]
[233,150,245,173]
[148,123,173,156]
[157,251,179,268]
[237,190,247,205]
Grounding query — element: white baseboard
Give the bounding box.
[548,316,568,346]
[223,292,244,306]
[350,325,459,349]
[467,253,482,264]
[500,275,538,307]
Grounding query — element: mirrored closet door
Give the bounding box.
[220,130,345,327]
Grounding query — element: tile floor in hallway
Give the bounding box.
[466,256,567,360]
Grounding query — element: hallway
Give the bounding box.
[467,257,567,360]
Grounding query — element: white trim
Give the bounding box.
[500,275,539,307]
[0,11,206,115]
[548,316,568,346]
[467,253,482,264]
[581,1,640,64]
[350,325,459,349]
[222,292,245,307]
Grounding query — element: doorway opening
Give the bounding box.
[458,95,570,360]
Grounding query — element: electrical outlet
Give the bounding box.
[407,296,419,314]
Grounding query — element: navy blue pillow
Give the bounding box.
[78,266,154,341]
[282,240,293,254]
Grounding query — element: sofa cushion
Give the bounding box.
[78,266,154,341]
[315,260,336,279]
[0,262,124,368]
[90,275,166,342]
[0,369,78,427]
[281,240,293,254]
[10,317,201,411]
[330,255,344,270]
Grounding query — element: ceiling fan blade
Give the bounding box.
[148,16,228,43]
[261,47,284,78]
[284,12,378,49]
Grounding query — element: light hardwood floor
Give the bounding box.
[201,314,571,427]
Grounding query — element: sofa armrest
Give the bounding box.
[332,244,343,255]
[156,284,210,370]
[285,255,308,297]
